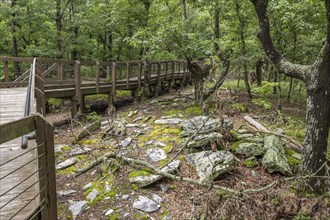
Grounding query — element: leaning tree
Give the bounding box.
[250,0,330,189]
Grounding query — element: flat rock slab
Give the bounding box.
[69,201,88,217]
[120,137,132,147]
[70,147,91,156]
[57,190,77,197]
[83,182,93,191]
[146,148,167,162]
[154,118,182,125]
[145,140,166,147]
[86,188,100,202]
[133,196,160,213]
[185,151,235,183]
[129,160,180,187]
[56,157,77,170]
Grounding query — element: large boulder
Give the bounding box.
[180,116,233,149]
[185,151,235,184]
[180,116,222,137]
[262,135,292,175]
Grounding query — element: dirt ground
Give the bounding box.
[48,86,330,220]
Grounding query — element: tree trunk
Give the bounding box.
[235,0,252,98]
[250,0,330,190]
[180,0,188,20]
[301,60,330,188]
[256,59,263,86]
[11,0,20,78]
[55,0,62,58]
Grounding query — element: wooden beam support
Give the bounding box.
[96,62,100,93]
[4,61,9,82]
[111,62,117,96]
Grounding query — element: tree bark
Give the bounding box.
[11,0,20,78]
[55,0,62,58]
[250,0,330,190]
[235,0,252,98]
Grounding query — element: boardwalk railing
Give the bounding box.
[0,58,57,219]
[1,57,191,118]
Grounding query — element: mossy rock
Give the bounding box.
[229,130,240,141]
[128,170,151,179]
[243,157,258,168]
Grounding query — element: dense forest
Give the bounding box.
[1,0,330,219]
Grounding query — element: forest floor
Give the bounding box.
[48,81,330,220]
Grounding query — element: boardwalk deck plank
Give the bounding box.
[0,87,38,220]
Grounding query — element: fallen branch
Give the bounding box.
[243,115,303,153]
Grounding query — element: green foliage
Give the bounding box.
[127,170,151,179]
[231,103,246,113]
[252,98,272,109]
[243,157,258,168]
[86,112,102,122]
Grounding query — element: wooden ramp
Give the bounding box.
[0,87,38,219]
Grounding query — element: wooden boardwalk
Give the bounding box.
[0,87,38,220]
[0,57,190,219]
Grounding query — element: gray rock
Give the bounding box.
[183,132,223,148]
[133,196,160,213]
[122,194,130,200]
[55,158,77,170]
[162,214,171,220]
[185,151,235,183]
[128,110,138,117]
[55,144,70,153]
[129,160,180,187]
[68,201,88,217]
[104,184,112,194]
[223,118,234,130]
[70,147,91,156]
[145,140,166,147]
[146,148,167,162]
[159,184,169,192]
[86,188,100,202]
[120,137,132,147]
[126,124,142,128]
[57,190,77,197]
[151,194,163,204]
[83,182,93,191]
[133,116,143,122]
[262,135,292,175]
[235,142,265,157]
[154,118,182,125]
[104,209,114,216]
[180,116,222,137]
[292,153,302,160]
[251,171,260,180]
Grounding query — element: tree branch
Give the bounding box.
[250,0,310,82]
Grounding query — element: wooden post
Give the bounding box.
[180,61,185,87]
[155,62,161,97]
[169,61,175,92]
[126,62,130,89]
[57,63,64,80]
[35,116,47,219]
[4,61,9,82]
[96,62,100,93]
[111,62,116,96]
[74,60,81,116]
[165,62,168,81]
[106,65,110,81]
[44,119,57,220]
[35,60,45,115]
[138,63,142,91]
